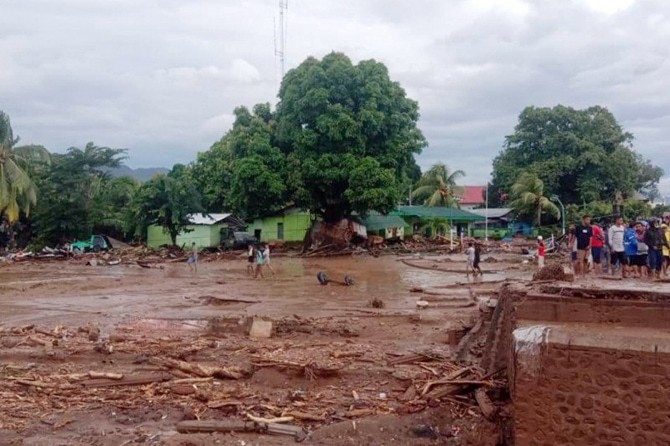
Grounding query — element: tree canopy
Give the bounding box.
[490,105,663,207]
[508,172,560,225]
[412,163,465,207]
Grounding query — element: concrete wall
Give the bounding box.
[513,337,670,445]
[483,285,670,445]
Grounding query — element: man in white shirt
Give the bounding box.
[608,216,626,277]
[465,242,476,278]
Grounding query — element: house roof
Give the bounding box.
[469,208,514,219]
[361,212,408,231]
[187,213,232,225]
[392,206,485,222]
[456,186,486,205]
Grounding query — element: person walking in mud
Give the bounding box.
[465,242,476,278]
[246,244,255,276]
[187,242,198,274]
[473,242,483,278]
[263,243,276,276]
[537,236,546,269]
[254,245,266,279]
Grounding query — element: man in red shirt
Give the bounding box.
[591,222,605,274]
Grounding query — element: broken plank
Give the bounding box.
[82,372,172,387]
[283,410,325,422]
[176,420,255,433]
[88,371,123,380]
[421,366,472,396]
[207,400,243,409]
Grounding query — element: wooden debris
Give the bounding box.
[283,410,325,422]
[246,413,294,424]
[154,357,252,380]
[207,400,243,409]
[88,371,123,380]
[474,387,498,420]
[81,372,172,388]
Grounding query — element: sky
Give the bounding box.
[1,0,669,194]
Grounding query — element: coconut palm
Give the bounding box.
[412,163,465,207]
[0,111,50,225]
[509,172,560,225]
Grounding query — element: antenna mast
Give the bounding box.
[275,0,288,81]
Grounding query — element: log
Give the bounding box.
[283,410,325,422]
[474,387,498,420]
[176,420,255,433]
[88,371,123,380]
[82,372,172,387]
[246,414,294,424]
[155,357,251,380]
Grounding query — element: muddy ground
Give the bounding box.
[0,252,532,446]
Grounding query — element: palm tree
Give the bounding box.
[509,172,560,225]
[0,112,50,226]
[412,163,465,207]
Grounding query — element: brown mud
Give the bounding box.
[0,254,513,445]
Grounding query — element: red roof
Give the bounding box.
[457,186,486,205]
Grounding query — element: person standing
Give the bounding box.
[473,242,483,277]
[254,246,265,279]
[624,223,639,278]
[537,236,546,269]
[187,242,199,274]
[575,215,593,277]
[246,244,255,276]
[590,222,605,275]
[663,224,670,276]
[465,242,476,278]
[635,222,649,278]
[608,216,626,277]
[644,218,670,279]
[263,244,276,275]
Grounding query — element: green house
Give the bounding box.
[360,212,409,239]
[392,205,485,237]
[248,208,314,243]
[147,213,243,248]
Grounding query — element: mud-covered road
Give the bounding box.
[0,253,530,445]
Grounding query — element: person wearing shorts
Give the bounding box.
[608,216,626,277]
[635,223,649,278]
[465,242,476,278]
[591,222,605,274]
[575,215,593,277]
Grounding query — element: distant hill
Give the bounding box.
[107,166,169,182]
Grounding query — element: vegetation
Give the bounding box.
[412,163,465,207]
[3,63,669,249]
[491,105,663,207]
[508,172,560,225]
[129,169,203,246]
[0,112,50,228]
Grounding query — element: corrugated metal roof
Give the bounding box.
[187,213,231,225]
[392,206,485,221]
[469,208,514,219]
[361,213,408,231]
[455,185,486,205]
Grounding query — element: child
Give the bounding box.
[264,244,275,275]
[537,236,545,269]
[465,242,476,278]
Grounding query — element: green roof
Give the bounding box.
[392,206,485,222]
[361,212,408,231]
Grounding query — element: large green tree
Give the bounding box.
[130,170,203,246]
[32,143,125,245]
[412,163,465,207]
[275,52,426,221]
[0,112,50,227]
[490,105,663,206]
[509,172,560,225]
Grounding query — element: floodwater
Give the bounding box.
[0,253,531,330]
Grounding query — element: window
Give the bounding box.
[277,222,284,240]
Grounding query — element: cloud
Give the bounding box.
[1,0,669,195]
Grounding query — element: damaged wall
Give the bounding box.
[483,284,670,446]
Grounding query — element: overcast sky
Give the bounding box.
[1,0,669,193]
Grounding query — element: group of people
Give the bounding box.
[568,214,670,279]
[247,243,274,278]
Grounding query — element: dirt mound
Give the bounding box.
[532,264,568,281]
